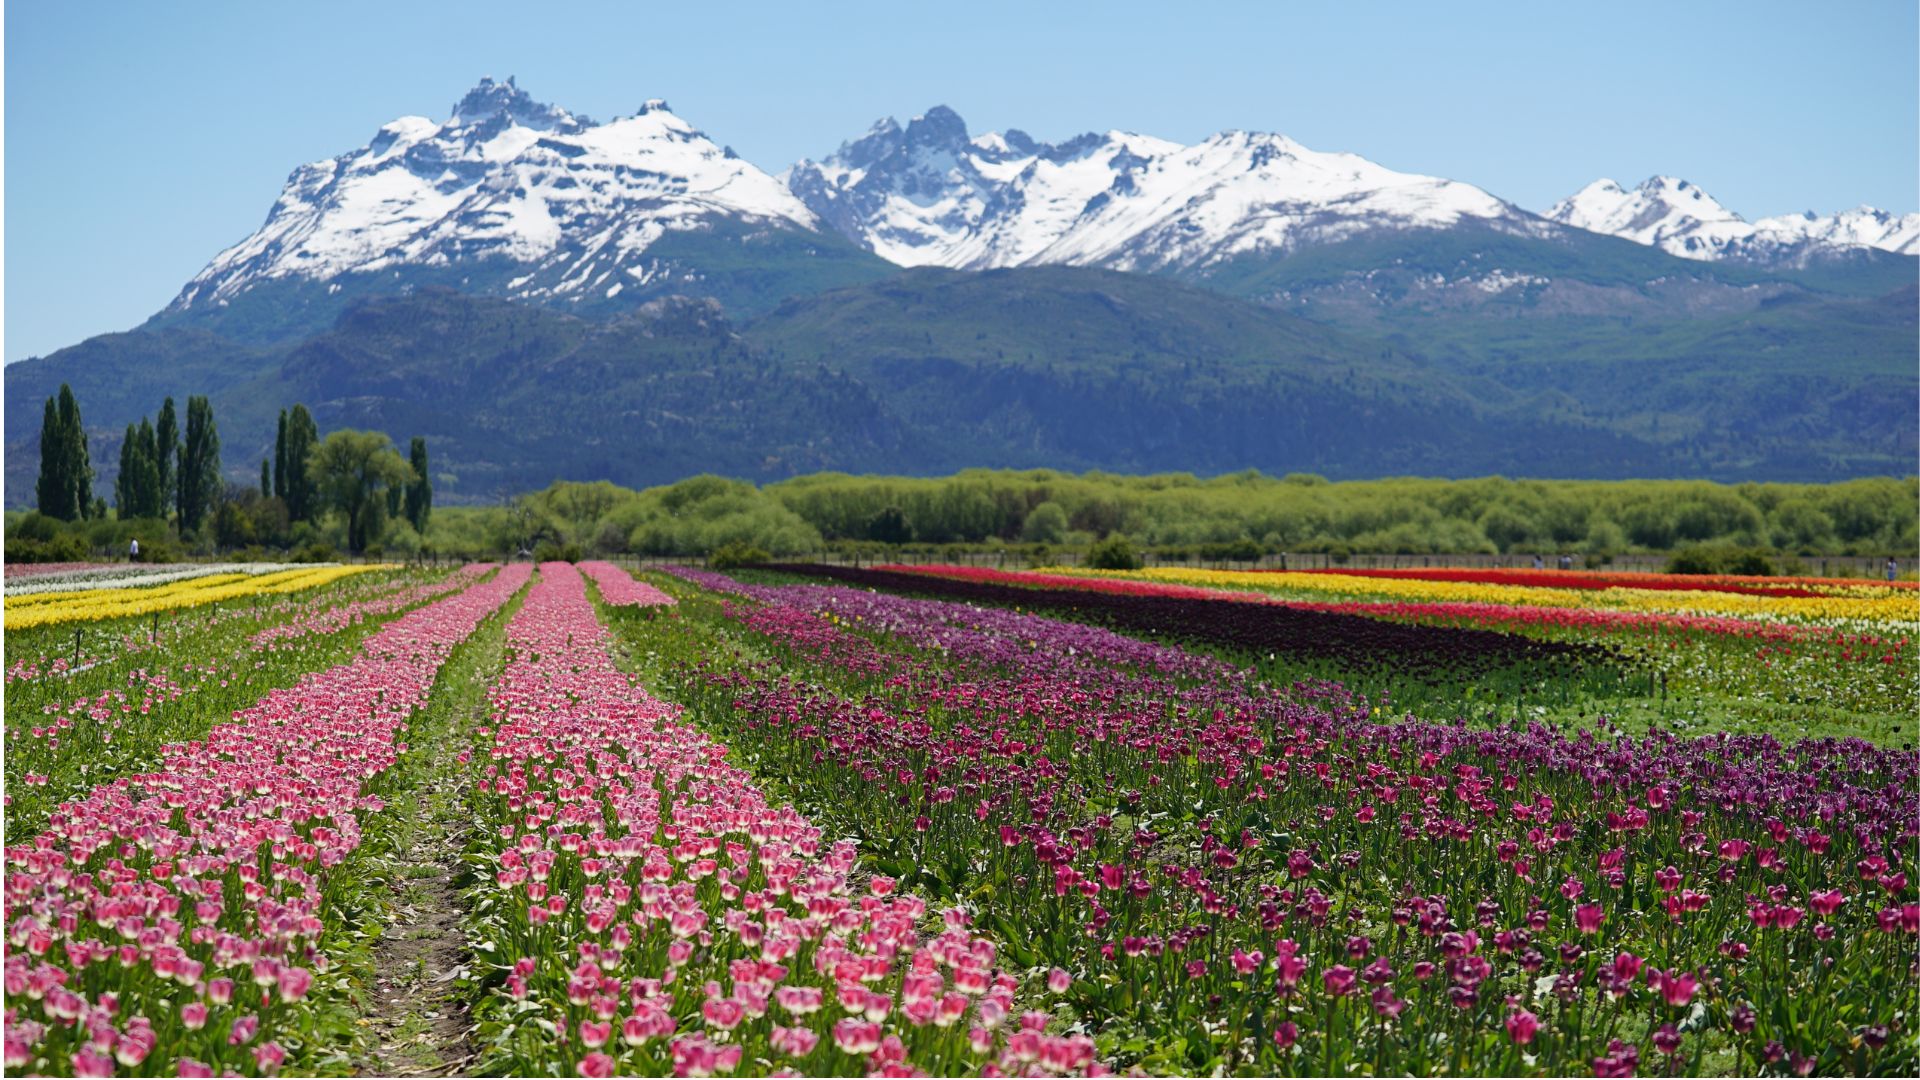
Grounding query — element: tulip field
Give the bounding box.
[4,559,1915,1076]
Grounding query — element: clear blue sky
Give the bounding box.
[6,0,1915,362]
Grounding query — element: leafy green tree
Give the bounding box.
[709,541,772,569]
[215,491,258,549]
[154,397,179,518]
[177,396,221,534]
[1476,501,1540,553]
[1021,501,1069,544]
[866,506,913,545]
[1087,533,1142,570]
[1770,498,1836,551]
[309,429,414,553]
[405,437,432,533]
[1584,517,1628,561]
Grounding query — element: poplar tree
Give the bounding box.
[282,404,320,522]
[35,385,93,520]
[154,397,179,518]
[63,387,94,519]
[132,418,161,518]
[405,437,433,533]
[273,409,289,499]
[36,398,72,520]
[117,424,140,515]
[177,395,221,533]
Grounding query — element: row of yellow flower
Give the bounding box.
[6,572,253,609]
[3,565,392,630]
[1051,567,1920,626]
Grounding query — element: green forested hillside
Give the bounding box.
[5,259,1913,503]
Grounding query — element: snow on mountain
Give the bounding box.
[1752,206,1920,256]
[171,79,1915,316]
[173,77,819,309]
[1546,176,1918,262]
[1544,177,1751,260]
[785,106,1539,272]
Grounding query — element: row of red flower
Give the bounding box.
[1273,567,1917,595]
[880,564,1879,644]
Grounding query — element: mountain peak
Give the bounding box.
[1633,175,1733,213]
[449,75,576,130]
[1548,175,1918,261]
[787,115,1522,271]
[905,105,969,148]
[171,78,822,312]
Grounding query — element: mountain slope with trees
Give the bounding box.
[12,266,1912,506]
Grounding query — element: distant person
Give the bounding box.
[1533,554,1544,571]
[128,537,140,563]
[1559,554,1572,571]
[1889,557,1899,582]
[1279,552,1288,571]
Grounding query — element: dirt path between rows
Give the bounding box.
[356,727,480,1076]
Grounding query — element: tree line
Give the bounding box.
[24,384,432,559]
[414,470,1916,567]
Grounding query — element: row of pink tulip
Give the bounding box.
[464,563,1096,1076]
[580,561,677,609]
[249,565,492,646]
[8,568,482,832]
[2,564,532,1076]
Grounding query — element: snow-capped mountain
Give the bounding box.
[785,106,1544,272]
[1546,176,1919,263]
[172,77,824,311]
[162,79,1915,329]
[1751,206,1920,256]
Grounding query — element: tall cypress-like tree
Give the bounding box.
[117,424,139,515]
[154,397,179,519]
[133,418,161,518]
[36,397,73,520]
[37,385,93,520]
[282,404,319,522]
[61,386,93,519]
[273,409,289,500]
[261,459,272,498]
[405,437,432,533]
[177,395,221,533]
